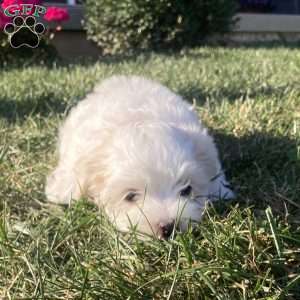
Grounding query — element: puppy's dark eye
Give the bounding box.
[124,192,138,202]
[180,185,192,197]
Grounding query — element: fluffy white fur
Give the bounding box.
[46,76,234,238]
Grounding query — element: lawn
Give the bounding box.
[0,46,300,299]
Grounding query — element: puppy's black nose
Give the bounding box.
[160,222,175,239]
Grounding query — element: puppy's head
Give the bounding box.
[89,122,219,239]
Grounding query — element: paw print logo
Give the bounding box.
[4,16,45,49]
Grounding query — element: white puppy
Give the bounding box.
[46,76,234,238]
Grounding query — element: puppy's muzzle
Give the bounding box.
[159,221,175,239]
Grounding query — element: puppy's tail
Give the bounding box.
[45,166,80,205]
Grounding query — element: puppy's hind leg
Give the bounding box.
[45,166,81,205]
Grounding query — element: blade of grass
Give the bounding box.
[265,207,283,258]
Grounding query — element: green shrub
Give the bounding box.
[84,0,238,54]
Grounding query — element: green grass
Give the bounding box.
[0,46,300,299]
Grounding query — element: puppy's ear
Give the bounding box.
[46,161,107,205]
[45,166,82,204]
[46,143,109,205]
[76,146,109,205]
[84,170,107,204]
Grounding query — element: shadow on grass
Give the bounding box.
[213,129,300,218]
[0,48,215,73]
[225,40,300,49]
[178,83,298,106]
[2,41,300,71]
[0,95,71,122]
[2,80,297,123]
